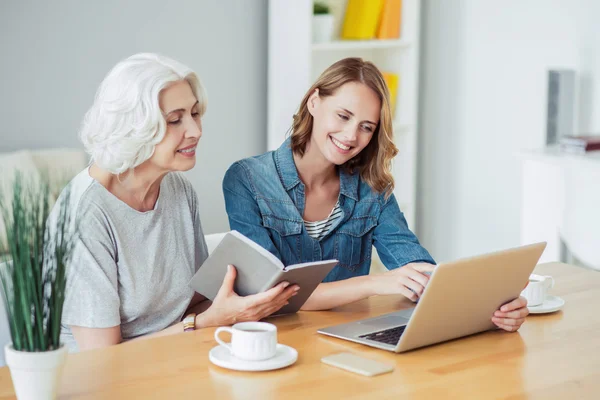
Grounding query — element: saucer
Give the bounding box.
[527,295,565,314]
[209,344,298,372]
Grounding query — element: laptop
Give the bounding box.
[317,242,547,353]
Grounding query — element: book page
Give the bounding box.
[229,230,284,269]
[284,259,339,271]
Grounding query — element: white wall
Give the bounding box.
[0,0,268,233]
[418,0,600,262]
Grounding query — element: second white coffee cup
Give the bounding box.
[214,321,277,361]
[521,274,554,307]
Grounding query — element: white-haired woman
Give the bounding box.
[56,53,298,352]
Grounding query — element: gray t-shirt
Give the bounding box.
[57,169,208,352]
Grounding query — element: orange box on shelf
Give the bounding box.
[377,0,402,39]
[382,72,399,116]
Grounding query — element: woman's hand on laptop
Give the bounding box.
[370,263,436,302]
[492,296,529,332]
[197,265,299,327]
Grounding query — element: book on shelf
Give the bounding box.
[559,135,600,153]
[376,0,402,39]
[189,230,338,315]
[341,0,385,40]
[382,72,399,116]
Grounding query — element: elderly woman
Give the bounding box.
[57,53,297,352]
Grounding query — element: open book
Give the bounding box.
[189,230,338,315]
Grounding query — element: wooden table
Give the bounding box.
[1,262,599,399]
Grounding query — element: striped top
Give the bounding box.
[304,202,343,240]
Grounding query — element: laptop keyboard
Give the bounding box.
[358,325,406,345]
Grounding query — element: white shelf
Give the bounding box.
[393,122,412,134]
[312,39,411,52]
[517,145,600,164]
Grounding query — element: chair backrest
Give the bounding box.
[561,160,600,270]
[204,232,227,255]
[0,262,11,366]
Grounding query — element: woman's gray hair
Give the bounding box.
[80,53,207,174]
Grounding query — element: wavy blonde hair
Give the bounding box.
[290,57,398,198]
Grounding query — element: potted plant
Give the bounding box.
[0,173,76,400]
[313,1,335,43]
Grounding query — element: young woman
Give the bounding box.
[55,53,298,352]
[223,58,528,332]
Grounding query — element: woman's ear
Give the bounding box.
[307,88,320,116]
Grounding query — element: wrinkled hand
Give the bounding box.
[372,262,436,301]
[202,265,299,326]
[492,296,529,332]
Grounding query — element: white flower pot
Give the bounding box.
[4,344,67,400]
[313,14,335,43]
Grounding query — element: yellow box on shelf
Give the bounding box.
[341,0,385,40]
[377,0,402,39]
[382,72,399,116]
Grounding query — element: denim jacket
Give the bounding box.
[222,139,435,283]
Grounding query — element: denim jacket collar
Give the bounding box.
[275,138,359,201]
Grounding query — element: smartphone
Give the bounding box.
[321,352,394,377]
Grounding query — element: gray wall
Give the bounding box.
[0,0,268,233]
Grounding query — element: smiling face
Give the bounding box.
[307,81,381,166]
[149,80,202,172]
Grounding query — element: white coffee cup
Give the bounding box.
[214,321,277,361]
[521,274,554,306]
